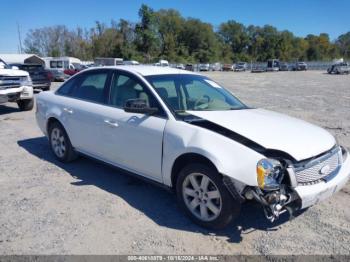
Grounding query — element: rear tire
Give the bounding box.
[48,122,78,162]
[17,99,34,111]
[176,163,241,229]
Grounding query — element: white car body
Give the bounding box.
[35,65,350,225]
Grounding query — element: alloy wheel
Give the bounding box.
[51,127,66,158]
[182,173,222,221]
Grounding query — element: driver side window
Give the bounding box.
[110,74,149,107]
[109,72,165,117]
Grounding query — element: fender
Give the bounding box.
[162,119,264,187]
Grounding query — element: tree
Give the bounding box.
[179,18,220,62]
[135,4,159,62]
[155,9,184,62]
[305,34,334,61]
[218,20,249,61]
[291,37,309,61]
[23,4,345,63]
[336,32,350,58]
[275,31,294,61]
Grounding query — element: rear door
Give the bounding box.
[56,69,113,157]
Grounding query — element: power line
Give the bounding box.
[17,22,23,54]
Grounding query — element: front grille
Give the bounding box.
[0,76,22,89]
[294,147,341,185]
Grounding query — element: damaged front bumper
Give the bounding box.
[294,148,350,209]
[236,147,350,222]
[0,86,34,102]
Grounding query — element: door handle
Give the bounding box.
[63,108,73,114]
[104,119,119,127]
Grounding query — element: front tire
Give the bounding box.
[17,99,34,111]
[176,163,241,229]
[48,122,78,162]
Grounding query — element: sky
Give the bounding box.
[1,0,349,53]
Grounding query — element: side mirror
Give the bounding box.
[11,66,19,70]
[124,99,159,115]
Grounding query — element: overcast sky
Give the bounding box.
[1,0,349,53]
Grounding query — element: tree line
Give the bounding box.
[24,4,350,63]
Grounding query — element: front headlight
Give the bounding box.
[257,158,283,190]
[20,76,32,86]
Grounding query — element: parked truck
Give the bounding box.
[0,59,34,111]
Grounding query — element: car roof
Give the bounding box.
[85,65,200,76]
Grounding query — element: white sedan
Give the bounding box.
[36,66,350,229]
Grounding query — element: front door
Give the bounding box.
[99,71,167,182]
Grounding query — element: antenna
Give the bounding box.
[17,22,23,54]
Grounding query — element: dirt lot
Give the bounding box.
[0,71,349,255]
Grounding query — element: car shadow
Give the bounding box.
[0,104,20,115]
[17,136,304,243]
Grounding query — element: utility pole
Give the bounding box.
[17,22,23,54]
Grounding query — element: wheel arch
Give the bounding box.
[46,116,69,138]
[47,117,61,134]
[170,153,220,190]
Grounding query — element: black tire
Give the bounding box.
[17,99,34,111]
[48,121,78,162]
[176,163,241,229]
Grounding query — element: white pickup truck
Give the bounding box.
[0,59,34,111]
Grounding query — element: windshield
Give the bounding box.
[145,74,248,115]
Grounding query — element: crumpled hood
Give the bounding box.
[187,109,335,161]
[0,69,29,77]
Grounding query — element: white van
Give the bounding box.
[43,57,83,81]
[159,60,169,67]
[94,58,124,66]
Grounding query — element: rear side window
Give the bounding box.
[56,70,110,104]
[71,72,109,103]
[56,78,77,95]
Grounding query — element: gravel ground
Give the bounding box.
[0,70,349,255]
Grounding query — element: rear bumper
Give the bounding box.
[294,150,350,209]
